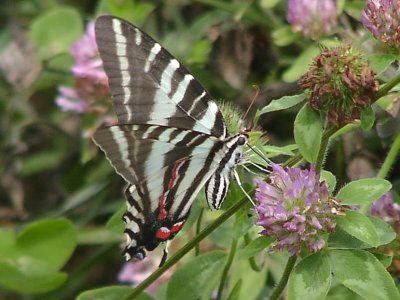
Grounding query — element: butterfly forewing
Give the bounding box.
[95,16,227,139]
[93,15,248,261]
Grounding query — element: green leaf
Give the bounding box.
[0,257,67,293]
[343,2,364,19]
[329,249,400,300]
[259,0,280,9]
[0,219,77,293]
[336,179,392,211]
[29,7,83,59]
[226,279,242,300]
[369,216,396,246]
[294,104,323,163]
[368,53,396,76]
[97,0,155,26]
[263,144,297,157]
[16,219,77,269]
[374,253,393,269]
[360,107,375,130]
[376,93,400,115]
[166,251,227,300]
[77,286,153,300]
[282,46,320,82]
[0,230,15,255]
[326,284,363,300]
[288,252,331,300]
[106,205,126,234]
[229,257,268,300]
[237,236,274,260]
[59,182,107,214]
[328,227,370,250]
[78,227,121,245]
[255,94,306,119]
[20,150,64,176]
[336,210,379,247]
[331,214,396,250]
[321,170,337,193]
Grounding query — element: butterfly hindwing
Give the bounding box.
[95,16,227,138]
[93,124,230,259]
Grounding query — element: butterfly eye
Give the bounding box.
[237,136,246,145]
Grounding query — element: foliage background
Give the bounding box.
[1,0,400,299]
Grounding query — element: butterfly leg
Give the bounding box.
[233,169,256,207]
[159,240,171,267]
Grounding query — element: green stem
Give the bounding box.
[282,153,303,167]
[244,233,262,272]
[315,126,338,173]
[374,73,400,102]
[216,238,238,300]
[268,255,298,300]
[195,208,204,256]
[377,131,400,179]
[125,196,250,300]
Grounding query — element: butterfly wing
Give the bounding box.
[93,124,227,259]
[95,15,227,139]
[93,15,247,261]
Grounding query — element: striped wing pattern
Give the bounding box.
[94,15,248,261]
[95,16,227,138]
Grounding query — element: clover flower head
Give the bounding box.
[55,85,88,113]
[362,0,400,46]
[55,21,110,117]
[70,21,108,85]
[255,164,338,255]
[370,192,400,225]
[299,46,379,126]
[287,0,337,38]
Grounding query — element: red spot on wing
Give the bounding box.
[157,159,187,220]
[156,227,171,240]
[171,221,185,233]
[158,194,167,220]
[156,221,186,241]
[168,159,186,190]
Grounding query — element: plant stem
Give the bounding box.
[268,255,298,300]
[244,233,262,272]
[195,208,204,256]
[315,126,338,172]
[374,73,400,102]
[125,196,250,300]
[377,131,400,179]
[216,238,238,300]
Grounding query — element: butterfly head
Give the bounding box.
[226,132,248,164]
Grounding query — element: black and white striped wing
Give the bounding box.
[93,15,249,261]
[95,16,227,139]
[92,124,228,259]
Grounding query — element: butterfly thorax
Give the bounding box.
[205,133,248,210]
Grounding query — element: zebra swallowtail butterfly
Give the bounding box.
[93,15,248,262]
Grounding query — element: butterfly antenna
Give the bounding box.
[247,144,272,165]
[233,170,256,207]
[242,85,260,122]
